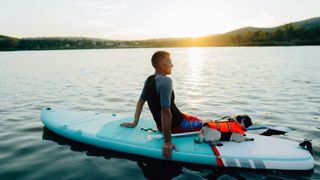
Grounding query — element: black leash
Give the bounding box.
[140,127,157,132]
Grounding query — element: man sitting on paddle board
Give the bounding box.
[120,51,203,160]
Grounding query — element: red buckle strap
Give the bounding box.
[211,146,224,167]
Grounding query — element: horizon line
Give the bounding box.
[2,16,319,41]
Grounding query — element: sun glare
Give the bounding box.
[187,47,205,84]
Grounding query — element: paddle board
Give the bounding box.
[40,107,314,170]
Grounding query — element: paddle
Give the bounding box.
[247,124,293,136]
[145,124,291,140]
[146,131,201,140]
[247,124,292,133]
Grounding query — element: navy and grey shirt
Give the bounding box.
[140,74,184,130]
[140,74,173,108]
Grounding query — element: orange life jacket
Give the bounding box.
[207,119,246,134]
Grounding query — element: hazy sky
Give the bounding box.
[1,0,320,40]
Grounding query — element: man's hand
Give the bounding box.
[120,100,145,128]
[162,142,177,160]
[120,122,137,128]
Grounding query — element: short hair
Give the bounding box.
[151,51,170,68]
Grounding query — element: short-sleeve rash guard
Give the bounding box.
[139,74,172,108]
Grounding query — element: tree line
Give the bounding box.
[1,23,320,51]
[228,24,320,46]
[0,36,137,51]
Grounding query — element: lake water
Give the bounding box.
[0,47,319,179]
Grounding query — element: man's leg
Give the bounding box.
[172,113,204,133]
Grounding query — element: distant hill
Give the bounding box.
[226,27,274,35]
[226,17,320,36]
[1,16,320,51]
[198,16,320,46]
[291,16,320,29]
[0,35,19,50]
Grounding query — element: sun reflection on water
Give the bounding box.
[182,47,208,112]
[187,47,205,85]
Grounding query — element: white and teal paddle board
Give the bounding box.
[40,107,314,170]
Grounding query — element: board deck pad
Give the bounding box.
[41,107,314,170]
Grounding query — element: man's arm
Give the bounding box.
[161,107,176,160]
[134,99,146,124]
[161,108,172,143]
[120,99,145,127]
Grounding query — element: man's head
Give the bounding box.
[151,51,173,75]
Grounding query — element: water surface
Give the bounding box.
[0,47,319,179]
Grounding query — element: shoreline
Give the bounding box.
[1,44,320,52]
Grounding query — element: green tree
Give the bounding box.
[272,29,285,41]
[283,23,296,40]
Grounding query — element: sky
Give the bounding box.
[1,0,320,40]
